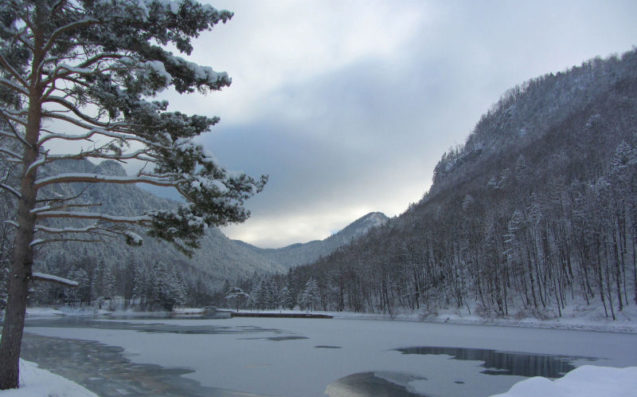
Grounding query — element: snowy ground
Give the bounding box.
[0,359,97,397]
[491,365,637,397]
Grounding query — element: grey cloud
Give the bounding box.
[198,0,637,247]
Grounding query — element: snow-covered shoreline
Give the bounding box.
[22,302,637,334]
[217,303,637,334]
[491,365,637,397]
[329,308,637,335]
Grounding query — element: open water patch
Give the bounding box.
[21,333,266,397]
[395,346,595,378]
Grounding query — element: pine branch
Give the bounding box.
[36,186,88,204]
[35,211,152,225]
[3,220,19,229]
[34,173,179,190]
[35,224,107,234]
[40,18,99,63]
[0,53,28,88]
[0,108,28,122]
[44,147,156,164]
[0,77,28,96]
[31,237,104,247]
[0,147,22,161]
[43,97,111,128]
[31,202,102,214]
[32,272,79,287]
[0,183,21,199]
[38,126,160,150]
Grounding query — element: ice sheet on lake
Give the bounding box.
[23,317,637,397]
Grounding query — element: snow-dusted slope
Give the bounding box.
[2,158,388,293]
[29,159,285,288]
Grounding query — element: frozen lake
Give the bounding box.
[21,316,637,397]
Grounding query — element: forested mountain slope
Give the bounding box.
[0,158,389,309]
[0,159,285,309]
[236,212,389,268]
[275,49,637,319]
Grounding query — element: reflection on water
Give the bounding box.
[328,346,595,397]
[395,346,590,378]
[21,333,267,397]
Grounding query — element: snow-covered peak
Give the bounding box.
[337,211,389,240]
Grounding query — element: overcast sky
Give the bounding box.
[162,0,637,248]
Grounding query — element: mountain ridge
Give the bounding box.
[234,211,389,268]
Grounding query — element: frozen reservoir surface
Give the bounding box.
[22,317,637,397]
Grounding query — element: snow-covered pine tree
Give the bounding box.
[298,277,320,312]
[0,0,266,388]
[279,285,294,310]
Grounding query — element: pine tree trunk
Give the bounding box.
[0,236,33,389]
[0,164,38,389]
[0,36,43,387]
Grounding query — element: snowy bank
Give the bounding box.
[217,300,637,334]
[490,365,637,397]
[0,359,97,397]
[326,302,637,334]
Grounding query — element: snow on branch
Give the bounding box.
[45,147,156,164]
[25,156,46,176]
[124,231,143,246]
[34,224,106,234]
[42,98,111,128]
[35,211,152,224]
[38,127,161,150]
[32,272,79,288]
[31,237,104,247]
[34,173,178,190]
[3,220,19,229]
[31,203,101,214]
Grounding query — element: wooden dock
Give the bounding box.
[228,312,333,319]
